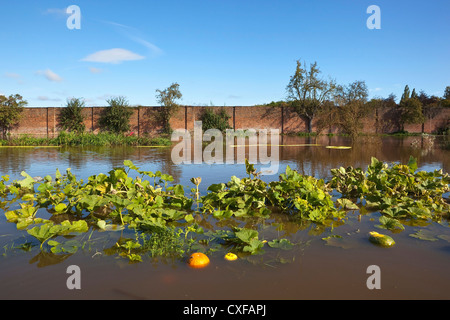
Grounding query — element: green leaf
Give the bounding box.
[184,214,194,223]
[97,220,106,230]
[5,210,19,222]
[173,184,185,196]
[15,171,36,190]
[336,198,359,210]
[235,228,259,244]
[268,238,294,250]
[376,216,405,231]
[407,156,418,173]
[123,160,140,172]
[54,203,67,213]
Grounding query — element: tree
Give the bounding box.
[58,97,86,133]
[400,85,411,104]
[99,96,134,134]
[418,90,441,133]
[399,85,424,131]
[286,60,337,133]
[444,86,450,100]
[334,80,369,140]
[0,94,27,139]
[442,86,450,108]
[156,83,182,134]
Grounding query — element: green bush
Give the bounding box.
[200,107,231,132]
[58,98,86,133]
[99,96,134,134]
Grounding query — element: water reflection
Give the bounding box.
[0,136,448,185]
[0,135,449,299]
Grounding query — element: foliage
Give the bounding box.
[156,83,182,134]
[55,131,171,146]
[286,60,337,132]
[443,86,450,100]
[0,132,171,146]
[200,107,231,132]
[0,94,27,139]
[201,160,270,218]
[1,156,448,265]
[329,156,450,230]
[334,80,370,140]
[398,85,424,130]
[99,96,134,134]
[58,98,86,133]
[267,165,343,224]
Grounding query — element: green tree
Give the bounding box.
[200,107,231,132]
[399,85,424,131]
[400,85,411,104]
[0,94,27,139]
[99,96,134,134]
[443,86,450,100]
[418,90,441,132]
[441,86,450,108]
[58,97,86,133]
[156,83,182,134]
[286,60,337,133]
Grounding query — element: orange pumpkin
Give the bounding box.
[188,252,210,268]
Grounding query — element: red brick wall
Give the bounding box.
[8,106,450,137]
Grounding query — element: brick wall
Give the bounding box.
[8,105,450,137]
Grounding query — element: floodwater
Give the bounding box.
[0,135,449,300]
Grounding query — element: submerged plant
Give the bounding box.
[0,156,448,266]
[200,160,270,218]
[329,156,450,227]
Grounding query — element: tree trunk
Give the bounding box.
[307,117,313,133]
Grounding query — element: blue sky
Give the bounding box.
[0,0,449,107]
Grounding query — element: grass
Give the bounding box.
[0,132,172,147]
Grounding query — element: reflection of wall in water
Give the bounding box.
[9,106,450,138]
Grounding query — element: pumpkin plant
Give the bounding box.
[1,156,448,265]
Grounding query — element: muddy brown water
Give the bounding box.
[0,135,449,300]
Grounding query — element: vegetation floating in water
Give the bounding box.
[0,156,448,266]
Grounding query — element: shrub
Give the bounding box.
[58,98,86,133]
[99,96,134,134]
[200,107,231,132]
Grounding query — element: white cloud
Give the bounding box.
[100,20,163,57]
[4,72,24,84]
[4,72,21,79]
[44,8,69,16]
[36,69,63,82]
[89,67,103,74]
[96,94,114,101]
[128,36,163,56]
[37,96,62,102]
[369,87,382,92]
[81,48,145,64]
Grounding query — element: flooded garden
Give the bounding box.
[0,134,448,300]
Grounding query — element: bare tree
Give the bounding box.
[334,80,370,141]
[286,60,336,133]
